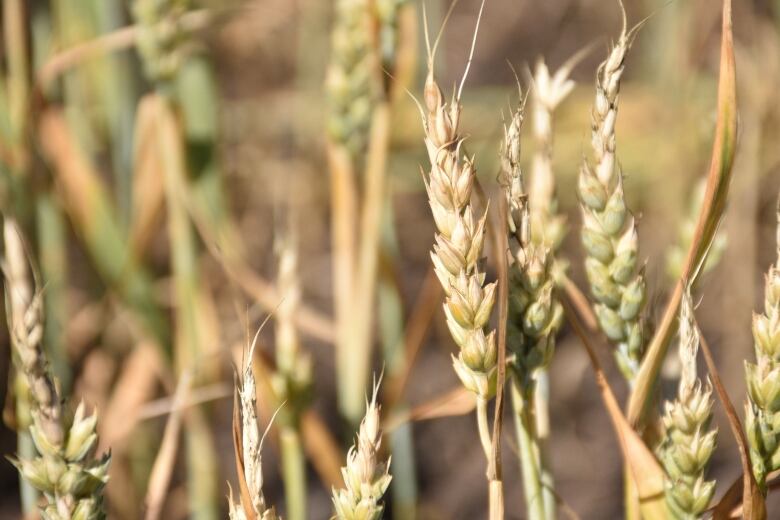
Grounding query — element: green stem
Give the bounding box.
[389,418,418,520]
[534,370,555,520]
[37,194,71,392]
[378,198,418,519]
[476,396,492,460]
[160,96,217,519]
[185,410,218,520]
[17,428,38,515]
[511,380,546,520]
[280,427,307,520]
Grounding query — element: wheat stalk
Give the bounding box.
[272,230,312,419]
[660,288,716,518]
[577,9,646,382]
[272,228,312,520]
[501,90,562,520]
[4,220,110,520]
[745,199,780,491]
[331,379,391,520]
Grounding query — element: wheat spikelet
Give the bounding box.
[577,10,646,381]
[660,288,716,518]
[4,221,110,520]
[745,199,780,491]
[331,379,391,520]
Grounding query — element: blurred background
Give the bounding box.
[1,0,780,518]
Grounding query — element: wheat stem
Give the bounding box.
[660,288,717,517]
[512,382,546,520]
[281,428,307,520]
[476,396,493,459]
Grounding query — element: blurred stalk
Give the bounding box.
[378,200,418,520]
[39,110,171,348]
[5,0,28,147]
[533,372,554,519]
[157,94,218,520]
[132,3,231,451]
[327,0,376,426]
[639,0,689,89]
[272,225,311,520]
[36,194,70,391]
[174,56,244,260]
[92,0,139,224]
[280,426,306,520]
[51,0,103,160]
[342,103,390,425]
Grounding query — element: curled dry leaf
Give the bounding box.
[628,0,738,427]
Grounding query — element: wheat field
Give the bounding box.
[1,0,780,519]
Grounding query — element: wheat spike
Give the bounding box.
[502,94,563,386]
[4,221,110,520]
[577,9,647,381]
[419,6,497,401]
[331,379,391,520]
[660,288,716,518]
[745,198,780,491]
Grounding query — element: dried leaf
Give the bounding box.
[129,95,166,258]
[384,386,476,431]
[628,0,738,427]
[144,372,192,520]
[710,470,780,518]
[488,183,509,486]
[100,342,165,451]
[384,267,442,408]
[300,411,344,489]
